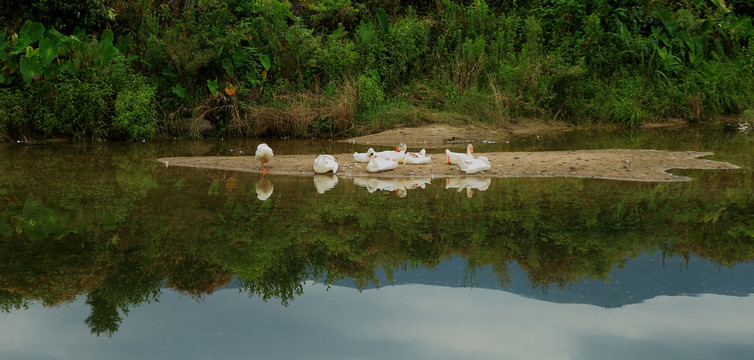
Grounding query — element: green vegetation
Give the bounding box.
[1,0,754,140]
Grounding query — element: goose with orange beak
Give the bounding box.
[445,144,474,165]
[373,143,407,162]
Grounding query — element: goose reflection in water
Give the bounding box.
[354,177,432,198]
[255,176,274,201]
[446,177,491,198]
[313,175,339,194]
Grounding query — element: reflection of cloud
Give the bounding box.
[445,177,491,197]
[353,177,432,197]
[313,175,338,194]
[255,177,273,201]
[1,285,751,360]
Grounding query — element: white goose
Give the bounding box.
[313,154,339,174]
[457,156,491,174]
[353,148,375,163]
[373,143,407,163]
[366,156,399,173]
[402,149,431,165]
[445,144,474,165]
[255,143,274,173]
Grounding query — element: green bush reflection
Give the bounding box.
[1,139,753,336]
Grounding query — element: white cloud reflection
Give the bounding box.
[1,284,752,360]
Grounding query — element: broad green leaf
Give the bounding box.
[222,57,234,76]
[115,35,131,55]
[19,55,43,83]
[376,8,389,35]
[325,82,335,95]
[19,21,44,47]
[357,21,375,43]
[172,84,185,98]
[101,29,114,46]
[162,68,177,78]
[38,37,59,66]
[369,69,381,83]
[659,10,676,36]
[259,54,271,71]
[100,43,116,66]
[207,79,219,96]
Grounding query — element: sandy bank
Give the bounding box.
[157,149,739,182]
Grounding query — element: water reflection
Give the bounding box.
[2,284,752,360]
[353,177,432,197]
[445,177,491,197]
[313,175,339,193]
[255,176,273,201]
[1,126,753,351]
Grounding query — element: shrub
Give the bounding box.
[316,27,359,84]
[113,76,157,140]
[52,70,112,140]
[356,74,384,112]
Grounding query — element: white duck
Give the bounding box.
[366,156,399,173]
[313,175,339,193]
[445,144,474,165]
[313,154,338,174]
[255,143,274,173]
[402,149,431,165]
[353,148,375,163]
[457,156,491,174]
[373,143,407,162]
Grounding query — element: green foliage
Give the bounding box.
[3,0,754,140]
[356,74,385,112]
[316,26,359,84]
[113,77,157,140]
[51,70,112,139]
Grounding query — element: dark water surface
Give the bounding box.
[1,125,753,359]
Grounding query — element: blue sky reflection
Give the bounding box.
[1,283,752,360]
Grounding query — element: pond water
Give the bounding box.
[1,125,753,359]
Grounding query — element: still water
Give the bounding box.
[1,125,753,359]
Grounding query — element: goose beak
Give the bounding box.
[395,147,399,151]
[470,145,474,152]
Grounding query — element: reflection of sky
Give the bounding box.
[1,284,752,360]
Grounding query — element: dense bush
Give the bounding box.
[2,0,754,140]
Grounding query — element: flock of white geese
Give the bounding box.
[254,142,492,175]
[252,143,491,200]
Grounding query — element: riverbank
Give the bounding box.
[157,122,740,182]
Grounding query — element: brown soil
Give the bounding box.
[157,122,739,182]
[341,120,573,148]
[339,118,692,148]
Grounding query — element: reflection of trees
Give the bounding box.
[1,140,753,335]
